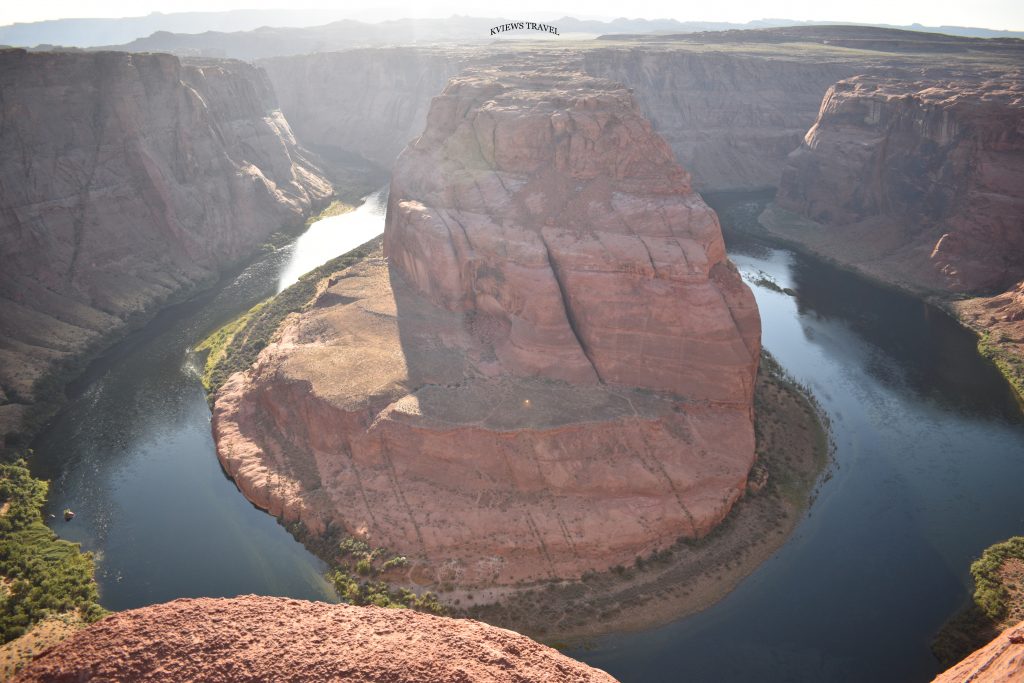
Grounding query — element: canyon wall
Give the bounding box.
[0,49,331,449]
[262,46,855,191]
[581,48,858,190]
[261,48,472,168]
[213,64,760,588]
[772,70,1024,294]
[766,69,1024,395]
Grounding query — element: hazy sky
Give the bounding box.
[3,0,1023,31]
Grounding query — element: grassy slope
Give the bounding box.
[197,235,382,394]
[977,332,1024,403]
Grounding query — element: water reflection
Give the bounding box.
[277,187,388,292]
[574,193,1024,682]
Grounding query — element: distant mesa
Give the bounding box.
[212,63,761,588]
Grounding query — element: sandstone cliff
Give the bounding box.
[581,49,857,190]
[773,70,1024,295]
[261,46,855,192]
[261,48,472,169]
[213,65,760,588]
[0,49,331,449]
[766,69,1024,395]
[14,596,618,682]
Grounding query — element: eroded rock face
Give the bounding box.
[213,66,760,587]
[0,49,331,449]
[386,69,760,399]
[262,46,857,193]
[774,70,1024,295]
[262,48,471,168]
[14,596,618,682]
[581,49,858,191]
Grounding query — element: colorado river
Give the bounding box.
[28,189,1024,681]
[572,192,1024,682]
[29,190,387,610]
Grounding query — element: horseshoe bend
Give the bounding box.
[211,65,763,591]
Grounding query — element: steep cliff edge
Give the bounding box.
[261,45,855,192]
[0,49,331,449]
[261,48,472,169]
[766,69,1024,394]
[773,70,1024,294]
[581,48,857,191]
[14,596,617,682]
[212,65,760,590]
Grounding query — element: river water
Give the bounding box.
[572,192,1024,682]
[28,190,1024,681]
[29,189,387,610]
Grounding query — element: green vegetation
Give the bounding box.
[197,235,382,394]
[194,300,267,390]
[933,536,1024,667]
[305,200,355,226]
[977,331,1024,402]
[325,536,445,614]
[0,459,105,644]
[746,271,796,297]
[970,536,1024,622]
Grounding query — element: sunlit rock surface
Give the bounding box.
[213,64,760,587]
[14,596,618,682]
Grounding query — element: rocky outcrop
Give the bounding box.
[262,46,854,192]
[933,620,1024,683]
[0,49,331,449]
[262,48,473,168]
[213,65,760,588]
[14,596,617,682]
[581,49,857,190]
[766,69,1024,396]
[772,70,1024,295]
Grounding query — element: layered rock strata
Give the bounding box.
[213,66,760,587]
[0,49,331,449]
[14,596,618,682]
[773,70,1024,295]
[262,46,855,192]
[767,69,1024,394]
[261,48,472,168]
[581,49,858,190]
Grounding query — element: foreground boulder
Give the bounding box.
[14,596,616,682]
[213,64,760,587]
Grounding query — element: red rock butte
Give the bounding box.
[213,65,761,586]
[13,596,618,682]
